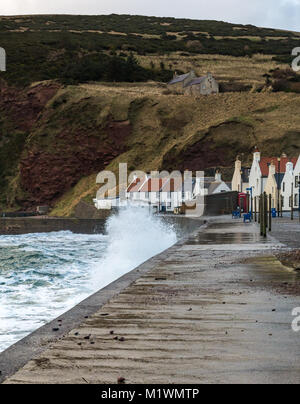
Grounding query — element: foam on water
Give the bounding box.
[0,207,177,352]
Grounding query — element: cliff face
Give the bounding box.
[19,119,131,207]
[0,81,61,209]
[0,81,60,132]
[1,81,300,214]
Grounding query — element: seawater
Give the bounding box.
[0,207,177,352]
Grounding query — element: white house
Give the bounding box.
[281,161,295,211]
[206,171,231,194]
[293,155,300,210]
[246,148,299,211]
[280,155,300,211]
[231,157,250,192]
[95,170,232,212]
[126,175,149,204]
[264,161,279,209]
[138,177,170,211]
[248,149,297,198]
[248,149,265,198]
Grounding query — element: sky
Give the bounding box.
[1,0,300,31]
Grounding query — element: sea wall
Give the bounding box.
[204,191,238,215]
[0,218,106,235]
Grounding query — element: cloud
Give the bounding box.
[1,0,300,31]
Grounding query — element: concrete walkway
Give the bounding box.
[3,219,300,384]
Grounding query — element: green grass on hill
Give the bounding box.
[0,14,299,86]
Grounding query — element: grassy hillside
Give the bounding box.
[0,14,298,86]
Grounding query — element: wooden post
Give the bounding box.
[260,195,263,236]
[264,192,267,238]
[269,194,272,232]
[254,197,257,222]
[291,183,294,221]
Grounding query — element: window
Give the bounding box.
[283,182,285,193]
[295,176,299,188]
[145,192,149,199]
[295,194,298,207]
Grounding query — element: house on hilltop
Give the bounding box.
[168,70,219,96]
[168,70,197,93]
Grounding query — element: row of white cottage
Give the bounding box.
[94,171,231,211]
[232,149,300,211]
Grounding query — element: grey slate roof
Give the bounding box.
[208,182,222,194]
[275,173,285,188]
[168,73,190,85]
[203,177,215,189]
[183,77,205,88]
[241,167,250,183]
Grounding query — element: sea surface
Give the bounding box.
[0,208,177,353]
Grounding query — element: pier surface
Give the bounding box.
[2,218,300,384]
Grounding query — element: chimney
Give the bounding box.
[253,147,261,162]
[286,161,294,173]
[269,161,276,176]
[235,156,242,171]
[215,169,222,182]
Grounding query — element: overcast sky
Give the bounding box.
[1,0,300,31]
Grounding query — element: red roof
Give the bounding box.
[127,177,145,192]
[259,157,298,177]
[161,178,183,192]
[139,178,169,192]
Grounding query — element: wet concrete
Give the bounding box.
[2,218,300,384]
[270,217,300,249]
